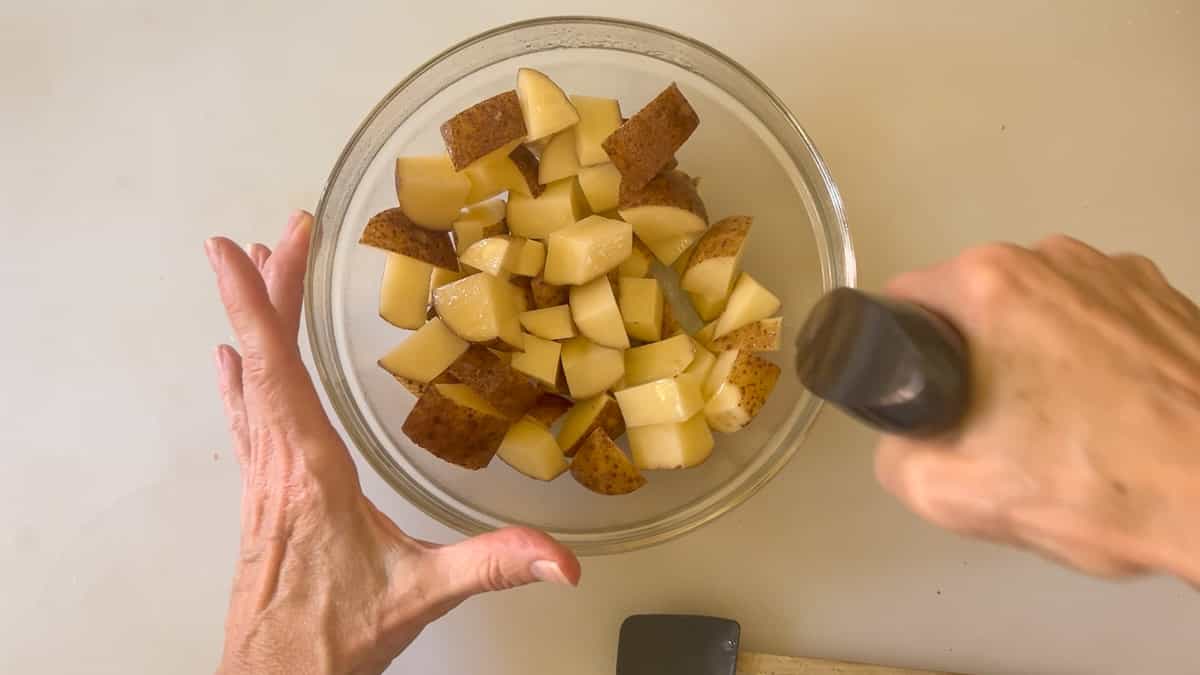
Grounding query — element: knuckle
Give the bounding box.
[958,244,1027,304]
[1035,233,1085,254]
[477,555,513,593]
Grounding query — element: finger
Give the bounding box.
[262,211,312,340]
[214,344,251,468]
[1112,253,1168,286]
[885,243,1033,328]
[421,527,580,608]
[1033,234,1108,268]
[248,244,272,272]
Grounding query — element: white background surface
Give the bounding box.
[2,2,1199,673]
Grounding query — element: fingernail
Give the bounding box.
[214,345,228,374]
[287,210,312,237]
[530,560,572,587]
[204,238,221,270]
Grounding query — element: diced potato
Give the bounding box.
[556,393,626,456]
[507,177,588,239]
[463,142,542,203]
[544,215,633,286]
[360,208,460,270]
[614,376,704,428]
[446,344,541,419]
[618,276,664,342]
[570,276,631,349]
[377,317,469,383]
[602,83,699,191]
[618,170,707,242]
[497,417,568,481]
[570,95,622,166]
[560,337,625,400]
[434,272,523,350]
[624,334,696,387]
[506,276,535,314]
[693,320,716,348]
[680,337,716,385]
[516,68,580,141]
[452,200,508,253]
[703,349,781,432]
[538,129,580,184]
[402,383,509,469]
[570,428,646,495]
[681,216,751,298]
[641,231,700,266]
[618,238,655,278]
[510,333,562,387]
[394,156,472,230]
[689,291,728,322]
[526,393,573,427]
[629,413,714,470]
[431,266,467,292]
[459,236,518,277]
[505,238,545,277]
[440,90,527,170]
[378,253,434,329]
[519,304,577,341]
[708,317,782,352]
[530,274,570,308]
[661,299,684,337]
[577,163,622,213]
[712,273,781,339]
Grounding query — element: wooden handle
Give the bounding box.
[737,651,961,675]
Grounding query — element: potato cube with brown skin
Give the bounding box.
[507,177,589,239]
[624,334,696,387]
[689,291,728,322]
[618,170,707,242]
[628,412,714,470]
[516,68,580,141]
[560,337,625,400]
[641,231,700,266]
[505,238,545,277]
[440,90,527,170]
[434,272,523,350]
[530,274,570,308]
[506,275,536,314]
[680,337,716,385]
[618,238,655,278]
[452,200,507,253]
[497,417,568,481]
[377,317,469,383]
[519,304,577,341]
[571,95,622,166]
[391,371,459,398]
[544,215,633,286]
[526,393,573,427]
[446,344,542,419]
[601,83,699,191]
[681,216,751,299]
[570,276,631,349]
[393,156,472,231]
[556,393,626,457]
[570,428,646,495]
[459,236,519,277]
[618,276,664,343]
[538,129,580,184]
[614,376,704,428]
[402,383,509,469]
[703,349,781,432]
[661,299,684,338]
[510,334,562,388]
[378,253,433,329]
[577,163,622,213]
[463,142,543,203]
[712,273,782,339]
[360,207,459,270]
[707,317,782,353]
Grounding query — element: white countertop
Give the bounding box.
[3,2,1198,673]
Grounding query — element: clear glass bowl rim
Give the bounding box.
[306,15,857,555]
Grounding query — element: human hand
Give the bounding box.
[206,211,580,675]
[877,236,1200,583]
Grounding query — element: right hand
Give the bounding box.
[877,235,1200,583]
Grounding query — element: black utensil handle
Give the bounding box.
[795,288,970,435]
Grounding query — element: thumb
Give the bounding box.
[425,527,581,605]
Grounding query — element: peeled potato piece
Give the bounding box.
[614,376,704,428]
[434,272,524,350]
[544,215,633,286]
[452,200,508,253]
[712,273,781,339]
[570,428,646,495]
[462,142,542,203]
[507,177,589,239]
[378,253,434,329]
[628,412,714,470]
[641,231,700,266]
[505,238,546,277]
[510,333,562,388]
[577,163,622,213]
[377,317,469,383]
[519,304,577,341]
[624,334,696,387]
[459,236,519,277]
[516,68,579,141]
[570,95,622,166]
[497,417,568,481]
[618,238,655,278]
[681,216,751,299]
[570,276,630,350]
[618,170,708,242]
[560,337,625,400]
[618,276,664,343]
[394,156,472,231]
[539,129,581,184]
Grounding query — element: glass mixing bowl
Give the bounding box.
[306,16,855,555]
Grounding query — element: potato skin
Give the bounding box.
[508,145,545,197]
[445,345,542,419]
[360,208,459,270]
[617,170,707,225]
[602,83,699,191]
[570,429,646,495]
[441,90,527,170]
[707,318,782,353]
[402,385,508,469]
[561,396,626,457]
[526,393,573,427]
[530,275,570,308]
[727,351,781,420]
[687,216,751,268]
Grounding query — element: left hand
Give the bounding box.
[207,211,580,675]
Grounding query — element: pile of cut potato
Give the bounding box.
[362,68,784,496]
